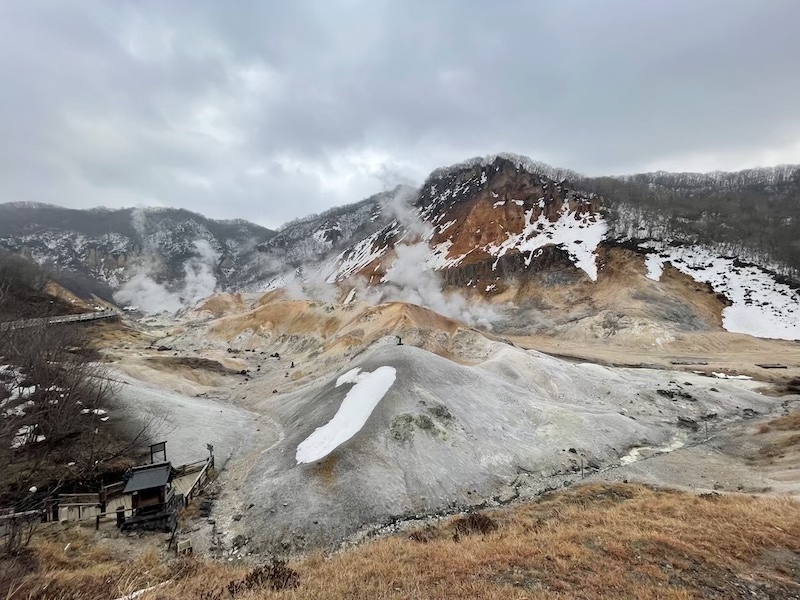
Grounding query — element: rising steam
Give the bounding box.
[286,187,502,329]
[367,242,501,329]
[114,208,220,313]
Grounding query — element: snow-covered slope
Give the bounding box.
[480,199,606,280]
[643,244,800,340]
[237,188,405,291]
[585,164,800,281]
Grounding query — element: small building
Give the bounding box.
[123,462,173,512]
[119,462,181,531]
[15,442,215,530]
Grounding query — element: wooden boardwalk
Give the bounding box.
[0,309,118,330]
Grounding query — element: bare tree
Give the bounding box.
[0,322,160,556]
[0,250,55,322]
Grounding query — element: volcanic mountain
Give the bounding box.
[315,155,800,341]
[2,154,798,340]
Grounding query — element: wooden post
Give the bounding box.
[167,522,179,551]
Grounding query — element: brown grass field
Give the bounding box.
[3,481,800,600]
[755,410,800,467]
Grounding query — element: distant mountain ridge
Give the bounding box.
[1,155,798,339]
[0,203,274,292]
[236,187,408,290]
[614,164,799,188]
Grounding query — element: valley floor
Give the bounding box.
[14,304,796,599]
[85,304,800,558]
[510,331,800,386]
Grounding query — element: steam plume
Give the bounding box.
[114,208,221,313]
[284,187,502,328]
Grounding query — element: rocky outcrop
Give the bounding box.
[418,156,602,270]
[84,245,143,270]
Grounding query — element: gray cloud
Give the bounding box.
[1,0,799,227]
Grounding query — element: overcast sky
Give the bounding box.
[1,1,799,228]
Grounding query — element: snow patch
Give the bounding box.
[4,400,33,417]
[296,366,397,464]
[485,204,607,280]
[11,425,44,449]
[644,254,663,281]
[712,372,753,380]
[336,368,362,387]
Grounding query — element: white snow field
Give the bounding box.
[296,366,397,464]
[643,245,800,340]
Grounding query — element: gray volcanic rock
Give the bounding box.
[233,342,773,553]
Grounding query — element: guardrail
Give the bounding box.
[0,309,118,330]
[182,456,214,508]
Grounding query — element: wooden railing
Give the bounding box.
[2,454,215,531]
[182,456,214,507]
[100,481,125,504]
[0,309,118,330]
[172,458,208,479]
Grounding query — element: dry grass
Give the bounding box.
[85,320,148,351]
[755,411,800,463]
[5,483,799,599]
[0,527,184,600]
[759,433,800,460]
[765,411,800,432]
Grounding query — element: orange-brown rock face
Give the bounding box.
[418,157,602,270]
[328,156,607,292]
